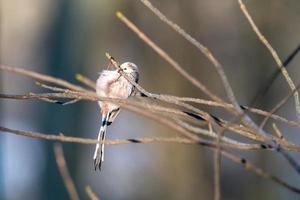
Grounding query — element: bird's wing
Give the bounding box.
[96,70,120,94]
[97,70,119,84]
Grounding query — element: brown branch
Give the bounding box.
[105,54,266,150]
[272,123,284,140]
[0,62,231,143]
[54,143,80,200]
[136,1,269,147]
[4,64,300,148]
[212,123,221,200]
[138,0,300,189]
[2,91,300,152]
[105,54,259,146]
[114,11,275,156]
[75,74,97,90]
[2,64,300,192]
[139,94,300,131]
[0,92,251,149]
[260,83,300,129]
[0,126,198,146]
[139,0,240,115]
[175,118,259,149]
[249,43,300,108]
[85,186,101,200]
[3,85,300,133]
[105,53,221,121]
[135,3,300,176]
[238,0,300,121]
[0,65,295,153]
[222,151,300,194]
[115,12,222,103]
[1,125,299,194]
[238,0,300,176]
[3,124,252,152]
[0,65,88,92]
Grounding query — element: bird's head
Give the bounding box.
[119,62,139,74]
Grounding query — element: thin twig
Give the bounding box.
[105,53,265,147]
[3,125,249,152]
[139,95,300,131]
[1,125,299,194]
[238,0,300,176]
[1,0,300,194]
[272,123,284,140]
[115,10,273,150]
[2,63,300,190]
[106,52,290,176]
[222,151,300,194]
[54,143,80,200]
[1,63,293,189]
[115,12,222,102]
[0,65,295,152]
[238,0,300,121]
[1,91,275,150]
[35,81,78,93]
[4,64,300,143]
[175,118,259,149]
[137,1,268,144]
[2,90,300,152]
[3,84,300,133]
[139,0,240,113]
[60,98,82,106]
[250,43,300,106]
[260,83,300,129]
[0,126,196,145]
[0,120,289,153]
[0,65,88,92]
[278,148,300,176]
[212,123,221,200]
[85,186,101,200]
[76,74,97,90]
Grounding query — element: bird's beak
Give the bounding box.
[117,68,122,73]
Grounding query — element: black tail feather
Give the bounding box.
[93,114,109,171]
[94,148,103,171]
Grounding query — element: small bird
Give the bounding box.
[94,62,139,170]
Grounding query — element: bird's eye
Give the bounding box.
[124,68,127,70]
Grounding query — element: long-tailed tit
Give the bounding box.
[94,62,139,170]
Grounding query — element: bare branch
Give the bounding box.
[1,0,300,196]
[0,126,198,146]
[115,7,276,154]
[75,74,97,90]
[139,0,240,113]
[1,125,299,194]
[115,12,222,102]
[54,143,80,200]
[212,123,221,200]
[2,61,300,194]
[85,186,101,200]
[222,151,300,194]
[238,0,300,121]
[260,83,300,129]
[0,65,88,92]
[238,0,300,176]
[250,43,300,106]
[2,90,300,152]
[272,123,284,140]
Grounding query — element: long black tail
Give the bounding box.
[93,114,109,171]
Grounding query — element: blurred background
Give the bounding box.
[1,0,300,199]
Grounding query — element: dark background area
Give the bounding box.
[1,0,300,199]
